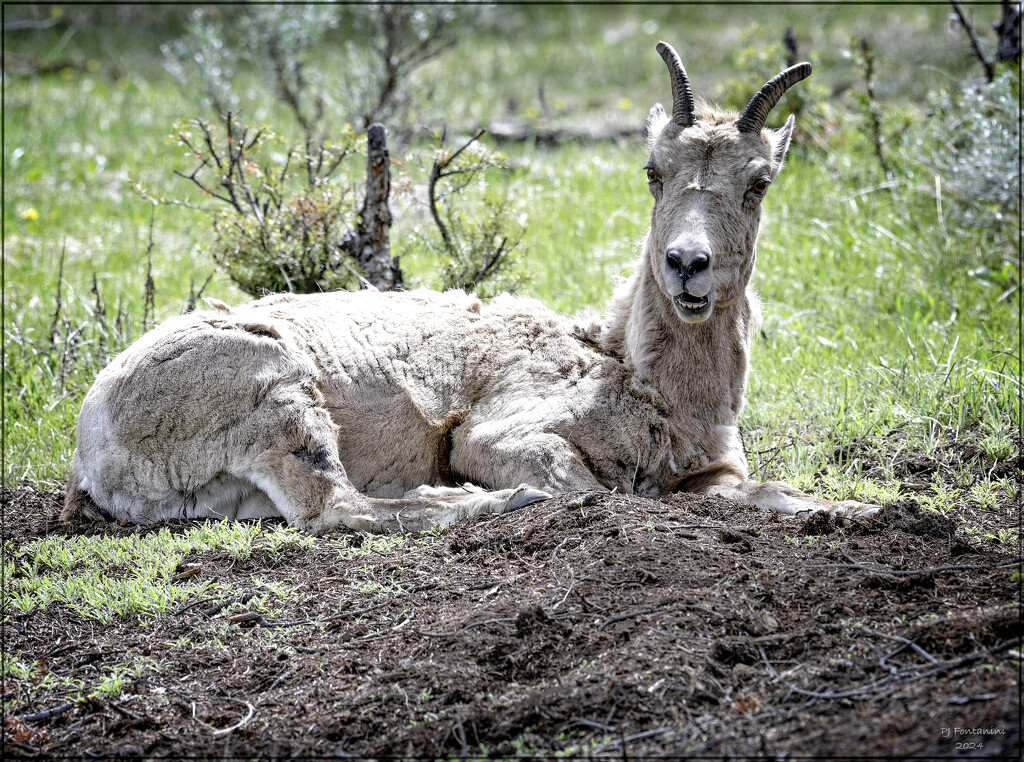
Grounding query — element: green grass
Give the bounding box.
[742,148,1019,482]
[3,521,262,623]
[1,651,163,713]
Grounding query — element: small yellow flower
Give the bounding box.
[20,208,39,221]
[618,97,632,111]
[87,59,101,73]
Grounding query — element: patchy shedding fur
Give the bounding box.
[64,44,878,533]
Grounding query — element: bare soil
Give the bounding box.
[3,441,1021,760]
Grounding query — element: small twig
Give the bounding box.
[465,578,504,591]
[42,642,78,659]
[198,117,224,173]
[455,707,468,757]
[952,0,996,82]
[555,717,616,735]
[142,208,157,328]
[552,571,576,612]
[18,701,77,724]
[760,647,893,700]
[861,626,939,665]
[90,272,107,339]
[185,271,215,314]
[173,596,217,617]
[265,666,298,693]
[211,697,255,736]
[598,607,660,631]
[253,615,315,629]
[173,165,238,209]
[677,603,727,620]
[579,591,608,613]
[330,244,376,291]
[806,558,983,576]
[333,602,390,619]
[428,128,486,255]
[550,535,579,562]
[47,238,67,348]
[227,611,262,626]
[415,616,516,639]
[134,678,193,701]
[109,700,140,721]
[626,522,760,536]
[198,592,255,619]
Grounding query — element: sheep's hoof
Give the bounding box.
[504,485,552,513]
[834,500,882,519]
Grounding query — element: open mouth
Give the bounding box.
[673,292,709,311]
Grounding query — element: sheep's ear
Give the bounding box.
[647,103,671,147]
[768,114,796,176]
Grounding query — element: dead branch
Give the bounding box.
[861,626,939,665]
[805,558,984,576]
[995,0,1021,62]
[18,701,77,724]
[415,616,517,639]
[953,0,996,82]
[210,696,255,736]
[264,666,298,693]
[598,606,661,631]
[427,128,487,255]
[142,209,157,327]
[185,272,215,314]
[47,239,67,349]
[340,123,401,290]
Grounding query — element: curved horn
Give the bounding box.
[736,62,812,133]
[656,41,695,129]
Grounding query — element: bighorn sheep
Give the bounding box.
[64,42,880,533]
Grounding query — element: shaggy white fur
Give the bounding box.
[64,43,878,533]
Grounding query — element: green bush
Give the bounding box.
[914,67,1021,247]
[711,25,835,146]
[420,133,526,297]
[151,115,367,296]
[209,183,360,296]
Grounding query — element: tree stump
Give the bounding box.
[343,123,403,290]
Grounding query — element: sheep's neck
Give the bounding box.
[601,266,752,432]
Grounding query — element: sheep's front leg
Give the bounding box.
[450,423,608,495]
[324,484,551,534]
[707,479,881,518]
[238,384,550,535]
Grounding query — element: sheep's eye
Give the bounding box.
[751,178,770,194]
[646,167,661,184]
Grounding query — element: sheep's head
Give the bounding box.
[645,42,810,324]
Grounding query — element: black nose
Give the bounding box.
[666,248,711,278]
[685,252,710,276]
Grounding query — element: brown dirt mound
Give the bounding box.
[2,476,1021,759]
